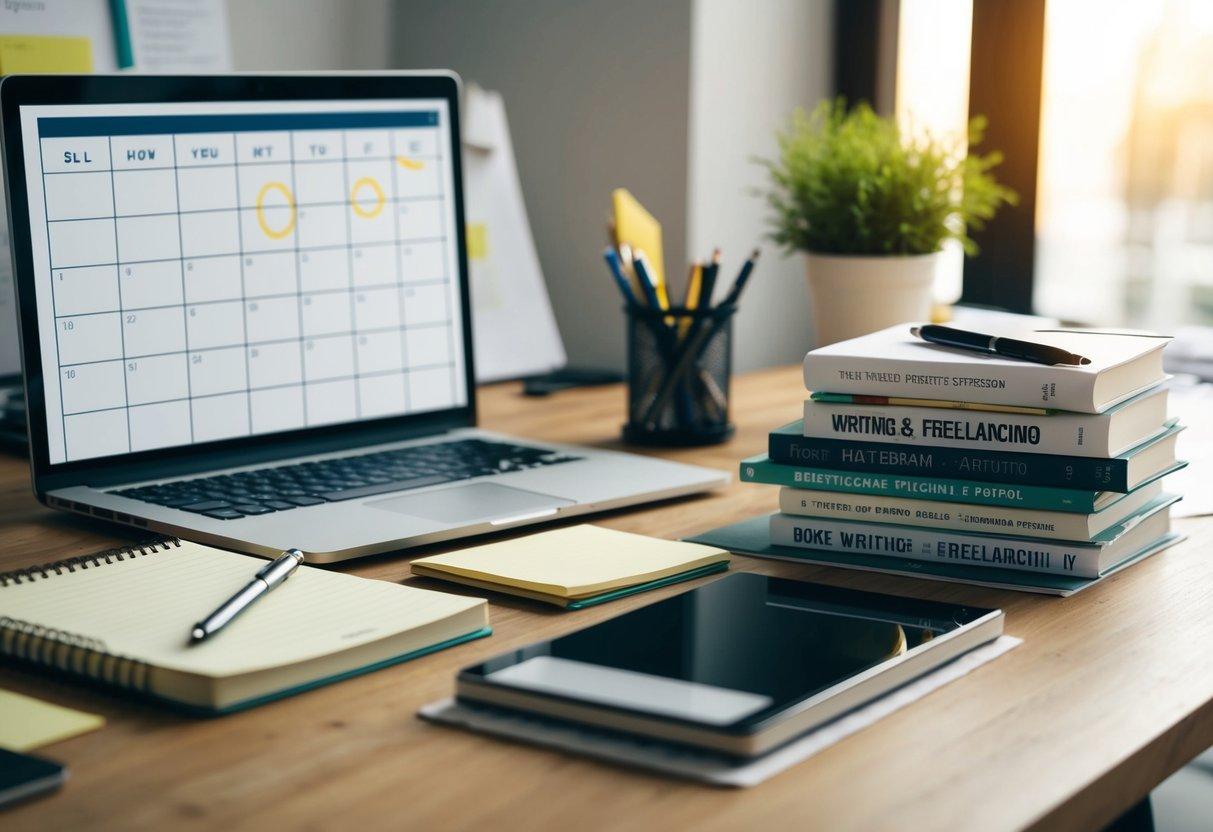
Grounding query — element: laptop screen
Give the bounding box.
[16,97,468,466]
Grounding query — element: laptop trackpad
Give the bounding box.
[369,482,573,525]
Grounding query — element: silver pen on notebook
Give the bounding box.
[189,549,305,644]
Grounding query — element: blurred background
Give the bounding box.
[225,0,1213,380]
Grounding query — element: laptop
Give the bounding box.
[0,73,727,563]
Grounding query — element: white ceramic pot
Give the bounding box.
[804,251,943,347]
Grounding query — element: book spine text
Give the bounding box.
[777,487,1094,540]
[803,401,1112,456]
[768,513,1101,577]
[740,459,1100,511]
[804,355,1097,412]
[769,433,1128,491]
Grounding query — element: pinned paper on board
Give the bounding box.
[0,35,93,74]
[115,0,231,72]
[462,83,566,382]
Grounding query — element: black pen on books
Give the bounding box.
[911,324,1091,367]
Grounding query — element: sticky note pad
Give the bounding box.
[411,524,729,607]
[466,222,489,260]
[0,35,94,74]
[0,689,104,751]
[612,188,667,301]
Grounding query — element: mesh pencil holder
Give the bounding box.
[623,304,735,446]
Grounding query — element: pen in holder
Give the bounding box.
[623,304,735,446]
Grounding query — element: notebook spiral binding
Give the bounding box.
[0,537,180,586]
[0,538,181,693]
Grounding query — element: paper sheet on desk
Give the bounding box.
[1165,381,1213,517]
[421,636,1021,787]
[0,689,104,751]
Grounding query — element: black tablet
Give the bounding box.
[0,748,67,808]
[457,572,1003,757]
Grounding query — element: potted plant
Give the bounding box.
[760,100,1016,346]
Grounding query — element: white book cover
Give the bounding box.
[769,493,1178,578]
[802,386,1170,457]
[803,324,1169,413]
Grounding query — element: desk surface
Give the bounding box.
[2,366,1211,832]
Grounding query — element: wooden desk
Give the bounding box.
[2,366,1211,831]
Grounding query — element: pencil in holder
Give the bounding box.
[623,304,735,446]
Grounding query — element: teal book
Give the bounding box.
[685,514,1185,597]
[0,538,491,713]
[740,454,1188,513]
[768,420,1184,493]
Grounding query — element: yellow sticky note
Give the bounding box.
[466,222,488,261]
[611,188,666,295]
[0,35,94,74]
[411,524,728,599]
[0,689,104,751]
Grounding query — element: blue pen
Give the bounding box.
[603,247,639,307]
[632,251,664,311]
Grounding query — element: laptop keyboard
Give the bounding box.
[113,439,582,520]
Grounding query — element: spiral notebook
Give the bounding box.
[0,539,490,713]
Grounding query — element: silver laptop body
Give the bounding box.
[2,72,726,562]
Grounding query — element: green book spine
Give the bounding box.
[739,455,1101,512]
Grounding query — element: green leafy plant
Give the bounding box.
[759,99,1017,256]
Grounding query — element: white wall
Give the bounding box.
[687,0,834,371]
[390,0,693,372]
[225,0,392,70]
[225,0,834,373]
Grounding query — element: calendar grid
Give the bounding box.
[435,127,456,402]
[53,320,453,371]
[43,196,445,225]
[36,238,450,271]
[37,110,462,462]
[229,136,256,436]
[339,130,362,419]
[107,136,134,452]
[56,361,458,418]
[39,140,70,463]
[169,134,195,442]
[287,130,308,425]
[52,280,450,317]
[37,152,442,179]
[389,125,412,411]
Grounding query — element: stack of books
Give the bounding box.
[733,324,1188,595]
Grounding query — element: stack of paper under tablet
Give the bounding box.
[410,525,730,608]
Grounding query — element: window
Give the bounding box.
[1034,0,1213,328]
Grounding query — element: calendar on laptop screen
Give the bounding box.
[17,99,468,465]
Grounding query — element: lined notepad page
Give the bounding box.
[1,543,483,677]
[411,525,729,597]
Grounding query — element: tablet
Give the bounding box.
[457,572,1004,757]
